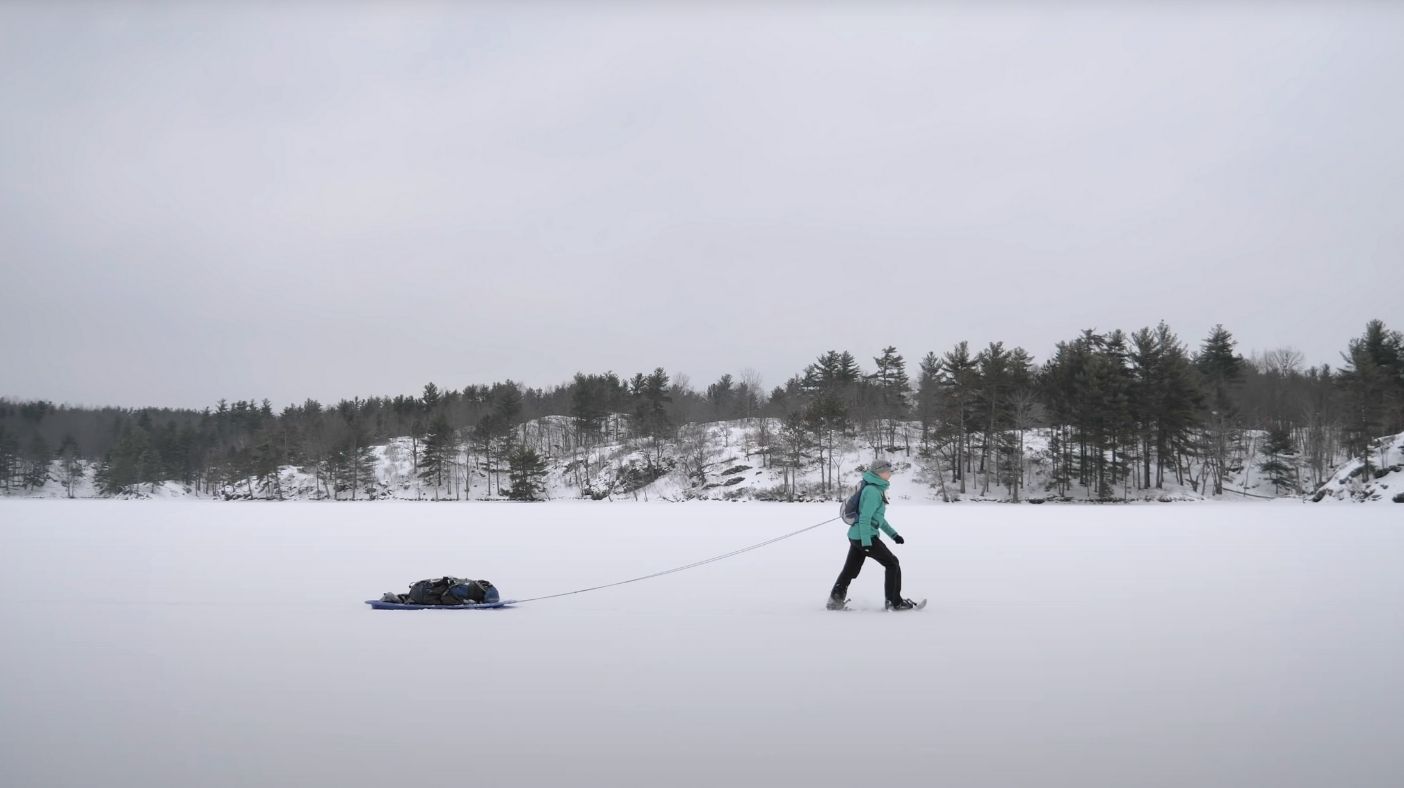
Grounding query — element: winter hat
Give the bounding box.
[869,460,894,474]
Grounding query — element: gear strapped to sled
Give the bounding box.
[379,576,500,606]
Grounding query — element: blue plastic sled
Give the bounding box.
[365,599,516,610]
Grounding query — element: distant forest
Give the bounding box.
[2,319,1402,500]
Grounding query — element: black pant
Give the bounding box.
[832,538,902,603]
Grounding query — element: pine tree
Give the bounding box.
[1040,330,1135,499]
[836,352,862,386]
[98,426,155,495]
[915,352,942,455]
[804,393,848,495]
[974,342,1011,495]
[938,341,978,493]
[23,433,52,490]
[58,434,84,497]
[506,446,548,501]
[1258,424,1299,495]
[777,411,815,500]
[802,351,841,391]
[630,368,673,464]
[569,372,618,492]
[333,399,377,500]
[1337,320,1404,474]
[251,428,285,500]
[1004,347,1037,501]
[0,425,18,492]
[706,374,735,420]
[421,382,441,412]
[1129,326,1165,490]
[1155,323,1203,489]
[1038,340,1080,497]
[872,346,910,451]
[799,351,859,492]
[416,412,457,499]
[1196,324,1244,495]
[475,383,524,496]
[1099,330,1137,499]
[473,412,510,497]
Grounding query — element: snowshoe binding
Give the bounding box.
[885,597,927,611]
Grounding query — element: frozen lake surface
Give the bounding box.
[2,500,1401,788]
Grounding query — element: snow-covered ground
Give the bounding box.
[1314,431,1404,503]
[2,500,1401,788]
[12,423,1401,504]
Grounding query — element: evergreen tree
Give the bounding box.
[109,426,156,495]
[705,374,735,420]
[974,342,1011,495]
[1085,330,1136,499]
[569,372,620,491]
[1258,424,1299,495]
[0,425,18,492]
[777,411,815,500]
[333,399,377,500]
[804,392,848,494]
[472,382,524,496]
[250,427,285,500]
[1154,323,1203,489]
[915,352,942,455]
[938,341,978,493]
[871,346,910,451]
[630,368,673,463]
[1195,324,1245,495]
[802,351,861,396]
[1040,330,1135,499]
[570,373,611,436]
[421,382,442,412]
[836,352,862,387]
[473,412,510,497]
[1337,320,1404,473]
[1129,326,1165,490]
[1003,347,1037,501]
[416,412,457,498]
[798,351,859,492]
[58,434,84,497]
[506,446,548,501]
[1120,322,1203,490]
[23,433,52,490]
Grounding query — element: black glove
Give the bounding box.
[893,534,905,545]
[862,542,874,553]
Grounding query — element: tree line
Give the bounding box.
[1,320,1400,501]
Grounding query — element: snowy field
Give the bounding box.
[1,500,1401,788]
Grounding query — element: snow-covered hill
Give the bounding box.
[0,459,199,500]
[11,420,1398,503]
[1312,431,1404,503]
[209,418,1358,504]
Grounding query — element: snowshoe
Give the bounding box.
[884,598,927,611]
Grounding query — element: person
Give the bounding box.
[828,460,918,610]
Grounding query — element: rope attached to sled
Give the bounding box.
[512,516,839,604]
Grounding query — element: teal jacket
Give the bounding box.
[848,470,900,547]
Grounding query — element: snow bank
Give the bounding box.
[1313,431,1404,503]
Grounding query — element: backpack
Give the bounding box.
[839,479,891,526]
[840,480,868,526]
[406,577,499,606]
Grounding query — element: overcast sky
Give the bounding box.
[2,2,1401,410]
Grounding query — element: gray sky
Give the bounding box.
[2,3,1401,410]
